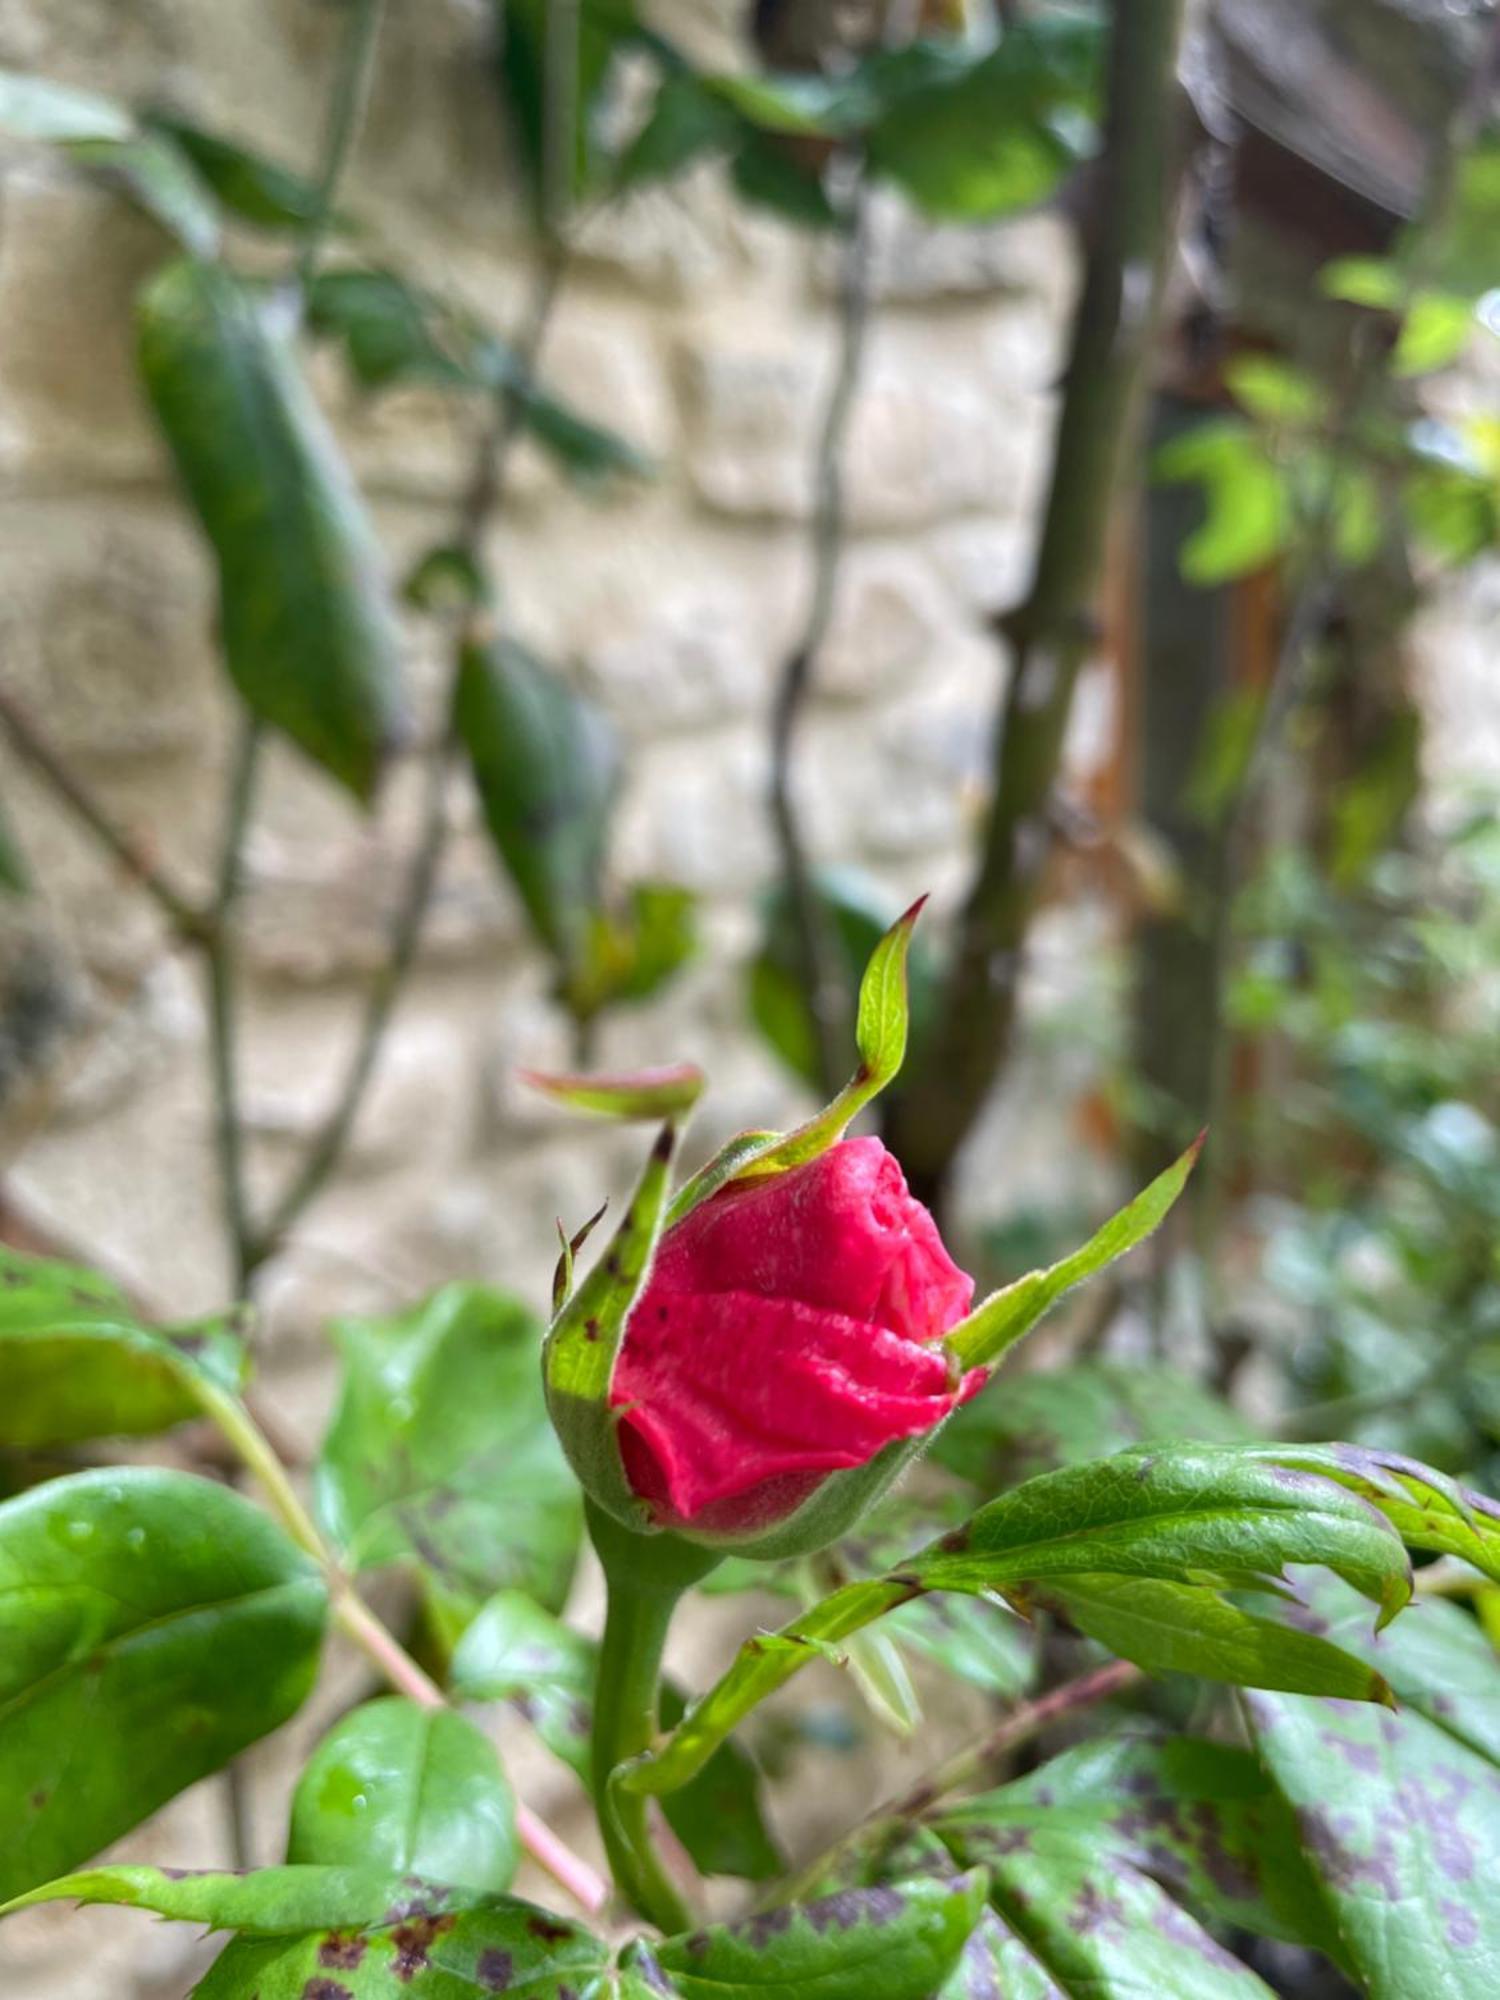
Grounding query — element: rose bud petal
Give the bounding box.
[611,1136,982,1533]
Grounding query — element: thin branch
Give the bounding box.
[884,0,1189,1211]
[0,685,209,941]
[296,0,386,289]
[772,1658,1141,1906]
[769,168,873,1098]
[205,721,263,1289]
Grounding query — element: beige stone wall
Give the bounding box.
[0,5,1089,1992]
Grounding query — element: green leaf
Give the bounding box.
[1322,255,1405,309]
[946,1728,1342,1958]
[520,1062,705,1121]
[616,1444,1414,1808]
[455,632,621,973]
[316,1283,581,1628]
[1395,290,1475,377]
[143,112,326,231]
[0,66,131,141]
[1224,354,1328,426]
[1248,1679,1500,1997]
[936,1359,1253,1487]
[749,872,939,1092]
[632,1872,989,2000]
[3,1863,458,1932]
[938,1817,1277,1998]
[0,1246,247,1446]
[1155,419,1291,584]
[735,896,928,1182]
[729,132,838,230]
[883,1592,1035,1700]
[946,1139,1204,1369]
[866,21,1102,221]
[5,1868,612,1998]
[492,0,644,214]
[0,1469,325,1902]
[63,131,222,256]
[1239,1443,1500,1582]
[617,71,739,188]
[452,1592,781,1881]
[137,259,406,803]
[288,1698,517,1894]
[1040,1574,1395,1700]
[517,382,652,480]
[307,267,477,390]
[451,1590,595,1774]
[563,879,698,1019]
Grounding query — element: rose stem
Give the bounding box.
[587,1499,721,1930]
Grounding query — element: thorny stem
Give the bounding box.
[196,1375,607,1913]
[770,1658,1143,1906]
[884,0,1189,1213]
[769,167,873,1100]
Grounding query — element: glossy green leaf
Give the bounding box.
[1237,1443,1500,1582]
[3,1863,457,1932]
[288,1698,517,1894]
[138,258,406,802]
[946,1728,1341,1958]
[735,896,928,1182]
[64,131,221,255]
[521,1062,704,1121]
[0,66,131,141]
[451,1590,595,1774]
[631,1871,989,2000]
[316,1283,581,1627]
[1040,1573,1394,1700]
[936,1359,1253,1487]
[617,1444,1414,1808]
[866,20,1101,220]
[0,1469,326,1902]
[455,632,621,974]
[143,112,326,230]
[938,1816,1276,1998]
[451,1593,781,1882]
[946,1139,1204,1369]
[0,1246,247,1446]
[1248,1680,1500,1997]
[7,1869,611,1998]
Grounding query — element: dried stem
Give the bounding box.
[769,169,872,1099]
[884,0,1189,1211]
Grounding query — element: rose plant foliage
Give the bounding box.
[0,906,1494,2000]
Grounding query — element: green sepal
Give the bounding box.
[733,896,927,1183]
[542,1120,681,1533]
[946,1134,1204,1370]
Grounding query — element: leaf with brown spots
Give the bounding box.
[633,1872,986,2000]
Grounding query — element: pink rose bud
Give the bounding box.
[611,1136,983,1534]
